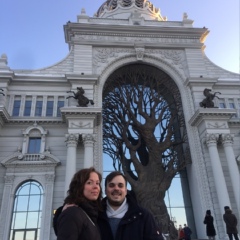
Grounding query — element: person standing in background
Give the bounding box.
[183,224,192,240]
[178,225,185,240]
[203,210,216,240]
[223,206,239,240]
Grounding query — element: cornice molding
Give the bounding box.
[185,77,218,87]
[64,22,208,44]
[66,74,98,85]
[65,21,207,35]
[61,106,102,122]
[0,106,10,123]
[189,108,237,127]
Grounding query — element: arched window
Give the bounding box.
[10,181,43,240]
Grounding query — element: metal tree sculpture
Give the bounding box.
[102,64,190,239]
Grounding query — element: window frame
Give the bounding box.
[35,100,43,117]
[10,181,43,240]
[12,100,21,116]
[24,100,32,116]
[27,137,41,154]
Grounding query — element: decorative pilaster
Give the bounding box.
[0,175,15,240]
[82,134,95,168]
[206,133,231,215]
[40,174,55,240]
[64,134,79,195]
[222,134,240,211]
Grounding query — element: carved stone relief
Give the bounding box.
[93,48,135,70]
[70,121,93,129]
[135,47,145,61]
[93,47,187,77]
[207,122,227,129]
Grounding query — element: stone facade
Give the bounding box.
[0,1,239,239]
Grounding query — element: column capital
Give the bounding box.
[65,133,79,147]
[221,133,234,145]
[206,133,219,146]
[82,133,96,144]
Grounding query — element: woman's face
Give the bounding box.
[83,172,101,201]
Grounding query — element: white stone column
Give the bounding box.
[82,134,95,168]
[206,133,231,215]
[64,134,78,195]
[222,134,240,211]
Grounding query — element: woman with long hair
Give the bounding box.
[57,167,102,240]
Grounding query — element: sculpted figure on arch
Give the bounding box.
[67,87,94,107]
[199,88,221,108]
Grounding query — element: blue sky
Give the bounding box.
[0,0,239,73]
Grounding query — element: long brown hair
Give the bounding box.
[64,167,102,209]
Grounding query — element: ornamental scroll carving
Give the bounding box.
[146,49,186,70]
[70,121,93,129]
[93,48,186,76]
[93,48,135,67]
[135,47,145,61]
[207,122,227,129]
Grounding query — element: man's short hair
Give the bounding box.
[224,206,230,210]
[105,171,127,187]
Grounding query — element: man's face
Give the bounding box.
[105,175,127,208]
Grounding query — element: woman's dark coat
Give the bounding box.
[223,209,238,234]
[97,194,163,240]
[203,215,216,236]
[57,206,101,240]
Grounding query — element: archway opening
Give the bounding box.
[102,63,193,236]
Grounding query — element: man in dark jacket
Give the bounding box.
[223,206,239,240]
[98,171,163,240]
[183,223,192,240]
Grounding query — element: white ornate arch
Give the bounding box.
[96,54,212,227]
[97,54,195,117]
